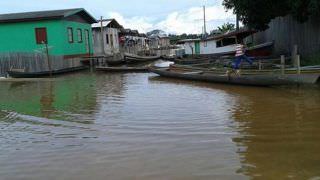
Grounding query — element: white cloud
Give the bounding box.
[106,3,236,35]
[107,12,154,33]
[0,0,234,35]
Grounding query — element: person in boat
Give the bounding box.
[232,43,253,70]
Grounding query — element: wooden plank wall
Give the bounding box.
[250,15,320,59]
[0,53,82,77]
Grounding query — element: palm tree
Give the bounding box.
[217,23,235,33]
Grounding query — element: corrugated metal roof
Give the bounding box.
[92,19,123,29]
[177,29,256,44]
[177,39,201,43]
[92,20,112,28]
[0,8,97,24]
[207,29,256,41]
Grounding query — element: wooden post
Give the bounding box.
[89,57,93,72]
[292,45,298,67]
[297,55,301,74]
[44,42,52,77]
[281,55,285,75]
[258,60,262,70]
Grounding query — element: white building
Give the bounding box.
[177,29,255,56]
[92,19,123,55]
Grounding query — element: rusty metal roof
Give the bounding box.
[177,29,256,44]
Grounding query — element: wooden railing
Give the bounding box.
[0,52,82,77]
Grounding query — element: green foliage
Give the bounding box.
[223,0,320,30]
[146,29,166,36]
[217,23,235,33]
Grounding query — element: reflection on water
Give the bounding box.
[230,86,320,179]
[0,72,320,179]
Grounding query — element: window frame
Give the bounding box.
[67,27,74,43]
[77,28,83,43]
[35,27,48,44]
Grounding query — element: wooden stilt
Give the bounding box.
[281,55,285,75]
[258,60,262,70]
[297,55,301,74]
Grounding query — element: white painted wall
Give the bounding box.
[92,27,120,56]
[105,28,120,54]
[183,42,195,55]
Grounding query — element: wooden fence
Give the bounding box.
[249,15,320,60]
[0,53,82,77]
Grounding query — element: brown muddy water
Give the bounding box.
[0,71,320,180]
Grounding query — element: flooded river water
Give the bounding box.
[1,71,320,180]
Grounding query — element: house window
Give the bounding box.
[216,40,222,47]
[217,37,236,48]
[106,34,109,45]
[84,29,90,53]
[35,28,47,44]
[222,38,236,46]
[77,29,82,43]
[204,41,207,47]
[67,27,73,43]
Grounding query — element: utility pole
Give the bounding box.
[100,16,105,55]
[44,42,52,77]
[236,14,240,31]
[203,5,207,36]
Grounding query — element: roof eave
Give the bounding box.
[64,8,97,24]
[0,16,63,23]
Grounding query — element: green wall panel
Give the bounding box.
[0,20,94,56]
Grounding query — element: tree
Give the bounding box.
[217,23,235,33]
[223,0,320,30]
[146,29,166,36]
[168,33,202,44]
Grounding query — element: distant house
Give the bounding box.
[119,29,147,47]
[92,19,123,55]
[0,8,97,58]
[177,29,255,55]
[119,29,148,53]
[148,34,170,49]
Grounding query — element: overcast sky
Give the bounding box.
[0,0,235,34]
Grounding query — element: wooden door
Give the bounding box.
[195,41,200,55]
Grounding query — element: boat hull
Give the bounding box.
[149,67,320,86]
[96,66,148,72]
[7,66,88,78]
[124,53,160,64]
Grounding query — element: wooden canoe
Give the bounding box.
[149,66,320,86]
[106,59,126,65]
[96,66,148,72]
[7,66,88,78]
[124,53,161,63]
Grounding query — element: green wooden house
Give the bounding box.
[0,8,97,58]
